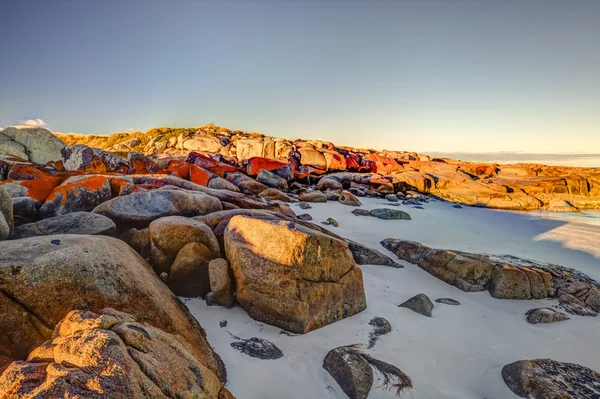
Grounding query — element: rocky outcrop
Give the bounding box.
[0,308,233,398]
[0,235,226,381]
[224,215,366,333]
[0,186,12,239]
[1,126,65,164]
[525,308,569,324]
[381,240,494,292]
[382,239,600,315]
[502,359,600,398]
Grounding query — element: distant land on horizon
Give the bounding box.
[427,151,600,168]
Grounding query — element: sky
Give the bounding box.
[1,0,599,154]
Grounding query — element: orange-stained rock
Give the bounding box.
[210,163,241,177]
[110,177,140,196]
[0,177,62,203]
[298,165,327,176]
[190,164,215,186]
[247,157,288,176]
[39,175,114,218]
[7,165,48,180]
[345,154,361,171]
[166,159,191,179]
[128,152,165,174]
[186,151,218,169]
[47,160,65,172]
[0,308,233,398]
[322,150,347,171]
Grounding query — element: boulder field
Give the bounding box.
[0,125,599,398]
[0,124,596,214]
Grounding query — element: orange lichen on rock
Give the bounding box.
[246,157,288,176]
[46,176,112,206]
[186,152,218,169]
[7,165,48,180]
[190,165,214,186]
[2,177,62,203]
[166,160,191,179]
[210,163,240,177]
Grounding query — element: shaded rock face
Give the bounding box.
[344,239,401,268]
[399,293,434,317]
[11,211,116,239]
[0,186,13,236]
[525,308,569,324]
[1,126,66,164]
[502,359,600,399]
[224,215,366,334]
[323,347,373,399]
[299,191,327,203]
[93,189,223,228]
[0,309,233,399]
[257,169,288,190]
[0,235,226,382]
[489,264,554,300]
[435,298,460,305]
[208,258,235,308]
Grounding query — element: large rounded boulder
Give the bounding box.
[0,235,226,381]
[224,215,366,333]
[93,189,223,228]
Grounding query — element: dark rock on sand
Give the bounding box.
[369,208,411,220]
[399,293,434,317]
[368,317,391,348]
[435,298,461,305]
[230,337,283,360]
[502,358,600,399]
[525,308,569,324]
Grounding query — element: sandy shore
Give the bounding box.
[184,198,600,399]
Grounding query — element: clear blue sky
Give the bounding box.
[1,0,599,153]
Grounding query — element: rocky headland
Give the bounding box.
[1,124,599,398]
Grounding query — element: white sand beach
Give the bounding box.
[184,199,600,399]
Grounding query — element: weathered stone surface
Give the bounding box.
[323,347,373,399]
[0,235,226,381]
[369,208,411,220]
[502,359,600,399]
[0,213,8,240]
[258,188,294,202]
[257,169,288,190]
[224,215,366,333]
[230,337,283,360]
[208,258,235,307]
[1,126,66,164]
[149,216,221,274]
[318,177,343,191]
[93,189,222,228]
[168,242,213,297]
[489,264,535,299]
[339,190,362,206]
[298,190,327,203]
[345,239,401,267]
[11,211,116,239]
[351,209,371,217]
[368,317,391,348]
[296,213,313,221]
[525,308,569,324]
[399,293,434,317]
[0,308,232,398]
[0,185,12,235]
[11,196,39,223]
[380,239,430,264]
[39,175,114,218]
